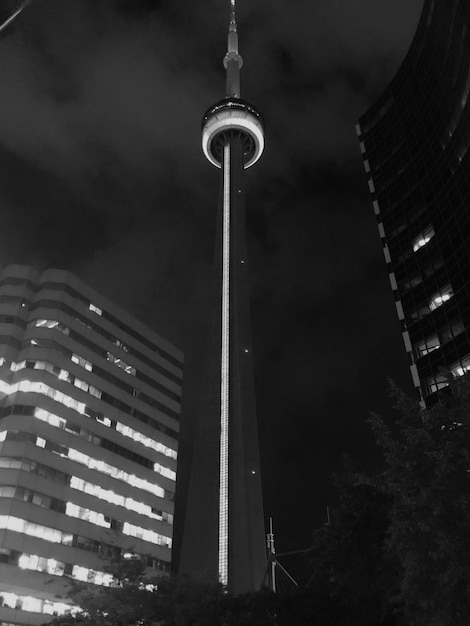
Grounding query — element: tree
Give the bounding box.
[369,379,470,626]
[306,378,470,626]
[306,468,401,626]
[47,556,278,626]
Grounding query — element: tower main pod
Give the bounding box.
[179,1,266,593]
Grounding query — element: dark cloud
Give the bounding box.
[0,0,423,580]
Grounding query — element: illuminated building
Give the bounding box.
[357,0,470,405]
[178,0,266,594]
[0,265,182,624]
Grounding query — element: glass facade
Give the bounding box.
[358,0,470,404]
[0,265,182,624]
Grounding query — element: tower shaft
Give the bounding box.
[180,134,265,593]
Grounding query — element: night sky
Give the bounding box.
[0,0,423,582]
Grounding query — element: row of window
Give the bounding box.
[0,512,119,559]
[70,475,172,523]
[28,319,180,393]
[412,225,435,252]
[0,305,181,399]
[0,276,183,368]
[1,396,176,480]
[25,333,181,433]
[0,590,78,616]
[423,354,470,395]
[28,297,182,379]
[21,334,181,417]
[31,317,180,403]
[0,430,167,499]
[0,368,178,442]
[414,318,465,359]
[0,512,171,552]
[11,550,112,586]
[401,255,445,292]
[409,284,454,321]
[0,372,177,459]
[1,542,167,578]
[24,345,179,446]
[25,326,181,419]
[0,478,173,527]
[0,457,173,525]
[394,224,435,265]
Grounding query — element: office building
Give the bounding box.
[178,0,266,594]
[357,0,470,405]
[0,265,182,624]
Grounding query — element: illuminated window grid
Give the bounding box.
[0,429,166,499]
[0,374,178,459]
[0,266,181,622]
[0,589,79,617]
[0,459,173,526]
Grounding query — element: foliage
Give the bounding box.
[306,378,470,626]
[306,469,401,625]
[47,557,279,626]
[368,379,470,626]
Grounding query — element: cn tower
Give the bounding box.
[179,0,266,594]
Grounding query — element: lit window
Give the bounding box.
[57,443,166,498]
[96,414,112,427]
[10,360,26,372]
[31,319,69,335]
[452,356,470,377]
[65,502,111,528]
[71,354,93,372]
[88,385,102,399]
[35,407,66,429]
[154,463,176,481]
[113,339,129,353]
[413,226,435,252]
[425,374,449,395]
[0,592,78,615]
[69,476,168,521]
[429,285,453,311]
[74,378,89,392]
[18,553,65,576]
[58,368,71,381]
[416,335,440,358]
[116,422,177,459]
[1,377,87,414]
[0,592,75,615]
[107,352,136,376]
[123,521,172,548]
[89,304,102,316]
[35,319,58,329]
[0,515,62,544]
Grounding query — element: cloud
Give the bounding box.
[0,0,424,562]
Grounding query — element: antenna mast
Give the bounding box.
[224,0,243,97]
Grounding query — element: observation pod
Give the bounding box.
[202,98,264,169]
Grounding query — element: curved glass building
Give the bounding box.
[357,0,470,404]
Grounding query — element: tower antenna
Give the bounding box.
[224,0,243,98]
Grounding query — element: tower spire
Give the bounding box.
[224,0,243,98]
